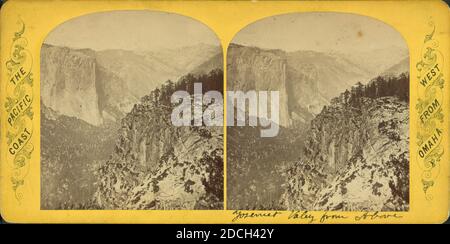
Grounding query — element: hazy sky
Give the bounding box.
[232,12,407,53]
[45,10,220,51]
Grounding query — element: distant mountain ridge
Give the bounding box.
[380,57,409,77]
[227,44,410,210]
[41,43,222,126]
[41,43,224,209]
[97,43,221,98]
[332,46,409,77]
[227,43,408,126]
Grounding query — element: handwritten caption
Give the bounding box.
[232,210,403,223]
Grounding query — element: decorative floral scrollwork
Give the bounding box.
[4,19,34,202]
[415,20,445,200]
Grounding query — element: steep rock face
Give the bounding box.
[95,65,137,123]
[285,64,327,120]
[41,43,221,126]
[41,44,103,125]
[281,96,409,211]
[227,44,374,126]
[93,99,224,209]
[41,44,138,125]
[227,44,291,127]
[41,50,224,209]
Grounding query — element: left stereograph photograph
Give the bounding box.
[40,11,224,210]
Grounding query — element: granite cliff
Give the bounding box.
[281,71,410,211]
[227,44,409,210]
[93,70,224,209]
[40,43,224,209]
[227,44,375,126]
[41,43,221,126]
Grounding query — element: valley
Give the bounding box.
[227,43,410,211]
[40,43,224,209]
[40,40,410,211]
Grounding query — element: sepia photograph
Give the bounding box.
[1,0,449,226]
[227,12,410,211]
[40,10,224,210]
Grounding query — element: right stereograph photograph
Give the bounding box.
[227,12,410,211]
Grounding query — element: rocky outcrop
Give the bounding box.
[281,96,409,211]
[95,65,138,123]
[227,46,409,211]
[227,44,374,126]
[41,41,224,209]
[41,45,104,125]
[41,44,138,125]
[94,98,224,209]
[227,44,291,127]
[41,43,221,126]
[90,70,225,209]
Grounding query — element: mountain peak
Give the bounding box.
[380,57,409,77]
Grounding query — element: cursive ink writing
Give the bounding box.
[232,210,283,222]
[288,211,316,223]
[355,211,403,221]
[319,212,348,223]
